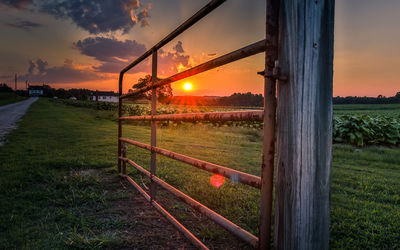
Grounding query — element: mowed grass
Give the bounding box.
[0,92,28,106]
[330,145,400,248]
[0,99,129,248]
[0,98,399,249]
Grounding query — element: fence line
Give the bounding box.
[117,0,277,248]
[119,137,261,188]
[119,110,264,122]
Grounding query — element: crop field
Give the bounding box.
[334,104,400,117]
[0,98,399,249]
[58,99,400,147]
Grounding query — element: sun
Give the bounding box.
[183,82,193,91]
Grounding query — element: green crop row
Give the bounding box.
[54,99,223,116]
[333,115,400,146]
[55,99,400,147]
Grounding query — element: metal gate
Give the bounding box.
[117,0,279,248]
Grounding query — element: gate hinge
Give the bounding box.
[257,60,287,81]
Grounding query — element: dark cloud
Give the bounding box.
[158,48,190,74]
[74,36,146,63]
[0,0,33,9]
[74,36,148,73]
[6,20,42,31]
[74,37,191,75]
[173,41,184,54]
[21,59,107,84]
[39,0,150,34]
[28,60,35,74]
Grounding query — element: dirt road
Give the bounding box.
[0,97,38,146]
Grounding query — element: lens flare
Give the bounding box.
[210,174,225,188]
[183,82,193,91]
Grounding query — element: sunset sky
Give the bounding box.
[0,0,399,97]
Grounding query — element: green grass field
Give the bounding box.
[334,103,400,117]
[0,92,28,106]
[0,98,399,249]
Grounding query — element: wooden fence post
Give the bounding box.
[274,0,335,249]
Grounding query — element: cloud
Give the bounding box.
[74,36,148,73]
[74,36,146,63]
[173,41,185,54]
[39,0,150,34]
[0,0,33,9]
[74,37,191,75]
[6,20,42,31]
[20,58,108,84]
[158,48,190,74]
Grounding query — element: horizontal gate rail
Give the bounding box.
[119,137,261,188]
[124,174,208,250]
[120,39,266,99]
[120,157,259,247]
[120,110,264,122]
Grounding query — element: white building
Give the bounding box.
[28,85,43,96]
[88,91,119,103]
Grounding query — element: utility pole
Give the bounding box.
[274,0,335,249]
[14,73,17,91]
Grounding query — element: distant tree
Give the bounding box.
[218,92,264,107]
[42,84,56,97]
[68,88,92,100]
[55,88,69,99]
[333,91,400,104]
[15,90,27,96]
[0,83,13,92]
[130,74,173,102]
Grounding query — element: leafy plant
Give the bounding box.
[333,115,400,146]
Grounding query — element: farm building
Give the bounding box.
[88,91,118,103]
[28,85,43,96]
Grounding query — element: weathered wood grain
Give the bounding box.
[274,0,335,249]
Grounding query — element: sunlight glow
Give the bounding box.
[183,82,193,91]
[210,174,225,188]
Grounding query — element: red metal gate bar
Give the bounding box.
[119,137,261,188]
[120,157,259,248]
[259,0,279,248]
[120,110,264,122]
[124,174,209,250]
[150,51,158,200]
[120,39,266,100]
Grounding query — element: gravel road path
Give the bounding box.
[0,97,38,146]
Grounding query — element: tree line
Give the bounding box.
[333,92,400,104]
[0,84,92,100]
[2,82,399,106]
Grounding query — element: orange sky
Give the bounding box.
[0,0,399,97]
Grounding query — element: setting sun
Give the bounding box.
[183,82,193,91]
